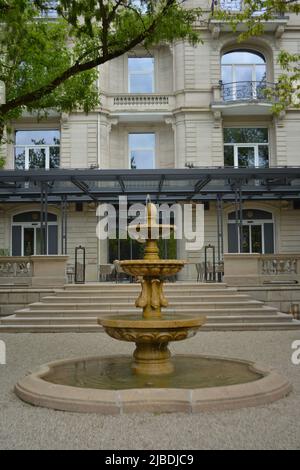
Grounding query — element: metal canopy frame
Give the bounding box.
[1,167,299,260]
[0,167,300,202]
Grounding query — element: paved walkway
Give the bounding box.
[0,331,300,450]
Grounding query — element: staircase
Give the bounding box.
[0,282,299,332]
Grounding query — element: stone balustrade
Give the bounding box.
[223,253,300,286]
[107,94,174,111]
[0,256,69,287]
[0,257,32,280]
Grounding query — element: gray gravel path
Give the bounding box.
[0,331,300,450]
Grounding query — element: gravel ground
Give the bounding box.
[0,330,300,450]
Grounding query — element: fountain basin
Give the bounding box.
[98,314,206,375]
[15,355,292,414]
[119,259,184,277]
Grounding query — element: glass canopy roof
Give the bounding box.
[0,167,300,202]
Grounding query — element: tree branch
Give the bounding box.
[0,0,176,115]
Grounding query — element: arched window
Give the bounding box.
[228,209,274,254]
[11,211,58,256]
[221,50,267,101]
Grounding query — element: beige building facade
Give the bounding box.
[1,0,300,282]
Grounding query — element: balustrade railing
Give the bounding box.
[261,256,299,275]
[113,94,169,107]
[0,258,32,278]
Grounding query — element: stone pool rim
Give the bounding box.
[15,354,292,415]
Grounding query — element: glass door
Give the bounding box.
[241,224,263,253]
[237,146,255,167]
[251,224,263,253]
[23,227,35,256]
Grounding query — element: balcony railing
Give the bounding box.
[113,94,169,107]
[211,0,285,17]
[220,81,276,102]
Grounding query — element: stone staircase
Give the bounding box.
[0,282,299,332]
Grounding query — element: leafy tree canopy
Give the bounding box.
[0,0,201,125]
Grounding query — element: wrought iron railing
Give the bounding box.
[212,0,243,12]
[211,0,286,17]
[219,80,276,102]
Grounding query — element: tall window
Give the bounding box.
[221,50,266,101]
[218,1,266,15]
[128,57,154,93]
[228,209,274,254]
[39,1,58,17]
[14,130,60,170]
[12,211,58,256]
[129,133,155,169]
[224,128,269,168]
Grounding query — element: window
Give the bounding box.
[224,128,269,168]
[218,0,266,15]
[221,50,266,101]
[228,209,274,254]
[129,133,155,169]
[14,130,60,170]
[37,1,59,17]
[12,211,58,256]
[128,57,154,93]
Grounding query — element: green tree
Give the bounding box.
[0,0,202,167]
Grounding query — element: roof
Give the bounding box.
[0,167,300,203]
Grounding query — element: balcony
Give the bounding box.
[211,80,276,116]
[104,93,175,122]
[209,0,288,38]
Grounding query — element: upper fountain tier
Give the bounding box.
[120,201,184,278]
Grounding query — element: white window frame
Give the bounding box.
[128,57,155,93]
[11,218,58,256]
[14,130,60,170]
[128,133,156,169]
[228,217,274,254]
[224,128,269,168]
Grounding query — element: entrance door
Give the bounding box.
[241,224,263,253]
[23,227,35,256]
[11,211,58,256]
[228,209,274,254]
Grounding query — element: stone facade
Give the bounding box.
[1,1,300,281]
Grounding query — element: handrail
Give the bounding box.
[219,80,276,102]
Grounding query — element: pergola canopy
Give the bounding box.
[0,167,300,203]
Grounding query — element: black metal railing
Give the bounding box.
[219,80,276,102]
[211,0,285,17]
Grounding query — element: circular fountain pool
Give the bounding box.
[15,354,291,414]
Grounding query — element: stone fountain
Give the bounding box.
[98,200,205,376]
[15,199,292,414]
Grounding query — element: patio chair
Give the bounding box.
[113,260,127,283]
[195,262,205,282]
[98,263,114,282]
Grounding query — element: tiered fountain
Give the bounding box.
[15,199,292,414]
[99,200,205,376]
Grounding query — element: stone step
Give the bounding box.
[28,300,264,310]
[63,282,229,289]
[1,314,291,326]
[202,321,300,331]
[13,306,279,317]
[41,294,250,303]
[53,289,239,297]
